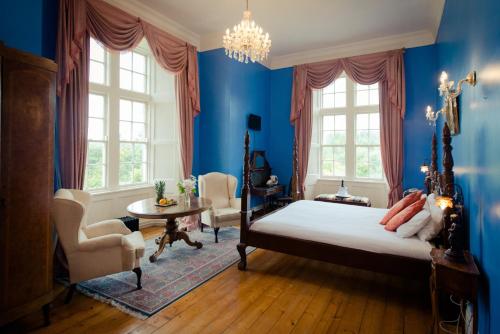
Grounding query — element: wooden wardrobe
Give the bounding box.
[0,43,58,325]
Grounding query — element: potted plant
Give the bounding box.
[177,175,197,206]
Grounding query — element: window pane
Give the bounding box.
[119,163,133,184]
[120,52,132,70]
[370,89,379,105]
[132,73,146,92]
[356,90,369,106]
[120,99,132,121]
[89,61,105,84]
[334,92,346,108]
[89,94,104,118]
[323,131,335,145]
[370,113,380,130]
[369,147,382,178]
[368,130,380,145]
[87,142,105,164]
[85,164,105,189]
[323,115,335,130]
[357,114,369,129]
[119,121,132,140]
[356,130,369,145]
[357,83,369,91]
[120,69,132,90]
[133,102,146,122]
[322,147,333,160]
[322,160,333,176]
[132,123,146,141]
[335,77,346,92]
[356,147,369,178]
[133,164,146,183]
[334,115,346,130]
[134,144,147,163]
[333,130,346,145]
[323,83,335,94]
[333,147,346,176]
[120,143,133,163]
[133,53,146,74]
[88,118,104,140]
[370,83,379,90]
[323,94,334,108]
[90,38,105,62]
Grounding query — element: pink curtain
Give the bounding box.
[291,49,405,206]
[56,0,200,189]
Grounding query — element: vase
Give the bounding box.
[183,192,191,207]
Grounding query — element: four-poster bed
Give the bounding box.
[237,124,456,279]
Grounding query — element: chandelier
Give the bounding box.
[223,0,271,63]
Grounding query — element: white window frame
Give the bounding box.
[314,74,384,183]
[86,40,153,192]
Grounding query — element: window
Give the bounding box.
[311,74,384,181]
[85,38,179,191]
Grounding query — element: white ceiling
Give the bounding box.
[121,0,445,68]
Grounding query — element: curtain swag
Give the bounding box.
[290,49,405,206]
[56,0,200,189]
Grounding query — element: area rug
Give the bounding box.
[77,227,254,318]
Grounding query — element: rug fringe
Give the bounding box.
[76,286,148,320]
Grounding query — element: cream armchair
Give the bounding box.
[52,189,145,303]
[199,172,241,243]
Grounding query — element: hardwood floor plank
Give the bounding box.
[2,227,432,334]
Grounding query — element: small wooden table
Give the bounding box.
[251,184,285,211]
[127,197,212,263]
[430,248,480,334]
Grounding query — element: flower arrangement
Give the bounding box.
[177,175,197,194]
[154,180,166,204]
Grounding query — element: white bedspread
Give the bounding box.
[250,200,432,260]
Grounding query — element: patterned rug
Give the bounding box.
[77,227,254,318]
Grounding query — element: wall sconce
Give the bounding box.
[436,70,477,135]
[420,162,429,174]
[425,105,442,127]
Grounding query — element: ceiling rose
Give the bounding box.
[222,0,271,63]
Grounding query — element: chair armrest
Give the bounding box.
[84,219,131,238]
[79,234,123,252]
[230,198,241,210]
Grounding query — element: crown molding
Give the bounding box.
[103,0,201,48]
[269,30,436,69]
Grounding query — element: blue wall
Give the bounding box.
[198,49,270,201]
[403,45,438,190]
[0,0,58,60]
[436,1,500,332]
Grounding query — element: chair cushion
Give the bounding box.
[123,231,145,258]
[214,207,240,223]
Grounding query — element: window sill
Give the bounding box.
[317,178,387,185]
[88,184,153,196]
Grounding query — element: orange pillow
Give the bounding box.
[379,190,422,225]
[384,198,427,232]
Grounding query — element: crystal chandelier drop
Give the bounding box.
[223,0,271,63]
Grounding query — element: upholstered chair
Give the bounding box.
[198,172,241,242]
[52,189,145,303]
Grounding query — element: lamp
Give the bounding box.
[438,70,477,100]
[420,162,429,174]
[425,105,443,126]
[436,184,466,262]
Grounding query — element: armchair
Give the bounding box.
[52,189,145,303]
[198,172,241,242]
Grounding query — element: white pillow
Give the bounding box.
[426,193,443,224]
[396,210,431,238]
[417,194,444,241]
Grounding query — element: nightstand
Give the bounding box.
[430,248,480,334]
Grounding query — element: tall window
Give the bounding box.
[311,74,383,181]
[85,38,180,191]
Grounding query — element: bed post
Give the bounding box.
[291,139,300,202]
[237,131,251,270]
[427,131,438,194]
[441,122,455,248]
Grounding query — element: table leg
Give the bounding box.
[149,231,170,263]
[177,231,202,249]
[430,273,439,334]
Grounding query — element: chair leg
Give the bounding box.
[200,223,204,232]
[133,267,142,290]
[42,303,51,326]
[65,284,76,304]
[237,243,247,270]
[214,227,220,243]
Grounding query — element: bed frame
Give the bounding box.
[237,124,455,279]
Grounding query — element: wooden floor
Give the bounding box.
[4,226,432,334]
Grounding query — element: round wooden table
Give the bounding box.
[127,197,212,262]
